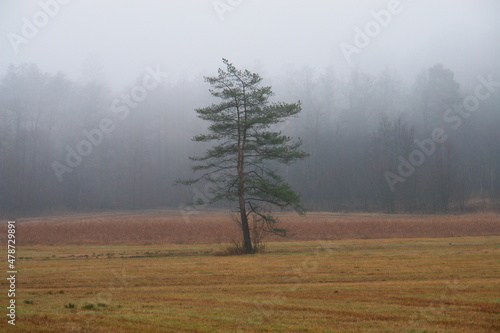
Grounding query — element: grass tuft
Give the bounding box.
[82,303,95,310]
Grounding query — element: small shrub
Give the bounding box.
[214,239,267,256]
[64,303,75,309]
[24,300,34,305]
[253,242,266,254]
[97,303,107,308]
[215,242,247,256]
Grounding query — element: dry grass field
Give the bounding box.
[5,210,500,245]
[1,211,499,332]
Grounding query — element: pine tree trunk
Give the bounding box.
[239,195,253,254]
[237,134,253,254]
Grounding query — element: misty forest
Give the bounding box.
[2,1,499,219]
[1,60,499,216]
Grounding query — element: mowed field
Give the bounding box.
[1,211,499,332]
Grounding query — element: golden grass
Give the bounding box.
[1,211,499,332]
[1,236,499,332]
[2,210,499,245]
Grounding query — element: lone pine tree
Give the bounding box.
[179,59,308,254]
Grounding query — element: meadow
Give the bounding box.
[1,211,499,332]
[7,211,500,245]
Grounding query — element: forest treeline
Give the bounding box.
[1,63,499,216]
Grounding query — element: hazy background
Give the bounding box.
[1,0,499,88]
[1,0,499,216]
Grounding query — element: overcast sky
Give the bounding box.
[1,0,499,89]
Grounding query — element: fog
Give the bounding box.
[1,0,499,215]
[2,0,499,86]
